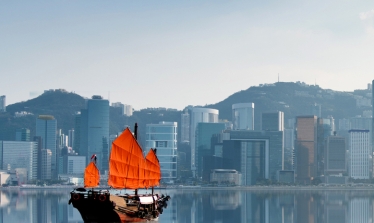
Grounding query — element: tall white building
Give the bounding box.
[181,110,190,143]
[0,95,5,112]
[124,104,133,116]
[146,122,178,181]
[349,129,370,179]
[190,108,219,173]
[232,103,254,130]
[0,141,38,180]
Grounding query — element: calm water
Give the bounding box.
[1,188,374,223]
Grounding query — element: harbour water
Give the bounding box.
[1,188,374,222]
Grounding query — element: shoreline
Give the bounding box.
[3,185,374,192]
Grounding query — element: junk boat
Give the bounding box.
[69,123,170,222]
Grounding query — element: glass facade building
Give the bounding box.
[232,103,254,130]
[0,141,38,180]
[15,128,31,141]
[35,115,57,177]
[146,122,177,181]
[195,122,226,177]
[190,108,219,174]
[325,135,346,175]
[79,96,109,173]
[295,116,317,184]
[261,111,284,131]
[228,130,283,181]
[222,139,268,186]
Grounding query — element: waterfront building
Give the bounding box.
[0,141,38,180]
[210,169,241,185]
[232,103,254,130]
[222,130,283,185]
[41,149,52,180]
[284,128,294,170]
[15,128,30,141]
[78,95,109,173]
[349,129,370,179]
[190,108,219,175]
[295,116,317,184]
[59,155,86,175]
[35,115,57,177]
[73,112,81,154]
[317,117,335,176]
[181,109,190,143]
[261,111,284,131]
[68,129,74,148]
[146,121,177,181]
[195,122,226,177]
[325,135,346,176]
[0,95,5,112]
[278,170,295,184]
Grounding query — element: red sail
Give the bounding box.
[84,162,100,188]
[108,128,146,189]
[144,149,161,188]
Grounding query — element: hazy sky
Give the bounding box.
[1,1,374,110]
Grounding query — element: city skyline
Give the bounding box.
[1,1,374,110]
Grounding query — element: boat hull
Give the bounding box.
[69,189,168,223]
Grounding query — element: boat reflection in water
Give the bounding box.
[0,189,373,222]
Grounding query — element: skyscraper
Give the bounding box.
[15,128,30,141]
[372,79,374,156]
[349,129,370,179]
[0,141,38,180]
[35,115,57,177]
[325,135,346,176]
[190,108,219,175]
[261,111,284,131]
[195,122,226,177]
[79,95,109,172]
[181,109,190,143]
[73,112,81,153]
[146,122,178,181]
[295,116,317,184]
[232,103,254,130]
[68,129,74,148]
[0,95,5,112]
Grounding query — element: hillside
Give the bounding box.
[206,82,368,130]
[0,82,370,141]
[0,90,182,146]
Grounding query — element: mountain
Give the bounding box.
[206,82,369,130]
[0,82,370,142]
[0,90,182,146]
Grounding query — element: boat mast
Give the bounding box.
[134,123,138,196]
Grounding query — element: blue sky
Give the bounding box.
[1,1,374,110]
